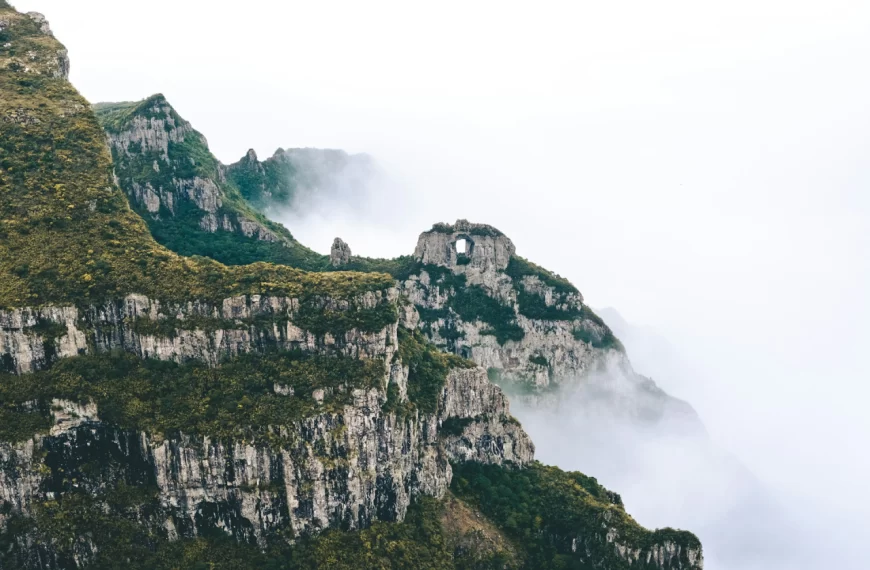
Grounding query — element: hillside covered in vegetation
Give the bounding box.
[0,3,702,569]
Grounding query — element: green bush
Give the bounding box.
[572,322,624,352]
[440,417,475,436]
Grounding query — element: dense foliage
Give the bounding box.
[93,96,332,273]
[515,288,581,321]
[572,325,623,351]
[528,354,549,368]
[448,286,524,344]
[575,306,624,351]
[0,349,386,441]
[335,255,421,281]
[504,256,578,296]
[452,462,702,569]
[148,203,329,270]
[395,328,475,414]
[429,222,503,238]
[0,494,516,570]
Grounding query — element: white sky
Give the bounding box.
[12,1,870,566]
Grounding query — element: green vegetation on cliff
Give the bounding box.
[0,327,470,443]
[452,462,702,569]
[0,5,393,310]
[0,6,692,569]
[0,462,699,569]
[0,493,517,570]
[93,95,331,272]
[0,350,386,441]
[394,328,475,415]
[505,256,578,296]
[449,286,525,344]
[414,266,525,346]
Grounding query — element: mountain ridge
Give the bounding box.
[0,4,703,569]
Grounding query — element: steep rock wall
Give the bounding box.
[0,291,395,374]
[404,220,701,430]
[98,96,288,246]
[0,286,532,565]
[0,365,530,557]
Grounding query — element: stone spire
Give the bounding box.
[330,237,352,267]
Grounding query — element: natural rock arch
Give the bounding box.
[414,219,515,272]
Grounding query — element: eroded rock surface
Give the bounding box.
[330,237,352,267]
[404,220,702,431]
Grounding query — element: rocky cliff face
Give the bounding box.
[98,96,286,243]
[0,10,69,79]
[0,371,530,558]
[402,220,701,430]
[0,291,397,374]
[0,5,702,568]
[0,290,532,567]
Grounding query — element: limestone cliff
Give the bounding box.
[0,357,531,562]
[93,96,328,270]
[0,4,702,569]
[401,220,701,430]
[0,291,533,567]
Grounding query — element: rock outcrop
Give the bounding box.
[97,95,287,245]
[0,291,398,374]
[330,237,352,267]
[414,220,516,272]
[403,220,702,431]
[0,9,69,79]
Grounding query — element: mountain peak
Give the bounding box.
[24,11,53,36]
[93,93,187,135]
[0,4,69,78]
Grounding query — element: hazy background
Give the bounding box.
[13,0,870,567]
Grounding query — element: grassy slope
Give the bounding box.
[0,7,392,310]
